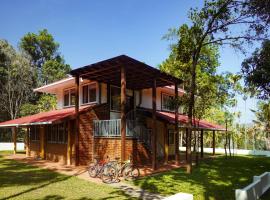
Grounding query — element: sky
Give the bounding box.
[0,0,257,123]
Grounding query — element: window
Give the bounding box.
[47,124,67,144]
[110,86,134,112]
[111,86,121,111]
[161,93,174,112]
[82,83,97,104]
[168,129,175,145]
[64,88,76,107]
[30,126,40,141]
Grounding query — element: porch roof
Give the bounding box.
[0,106,93,128]
[70,55,182,90]
[138,108,225,131]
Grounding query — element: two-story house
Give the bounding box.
[0,55,224,169]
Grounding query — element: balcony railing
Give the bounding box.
[93,119,137,137]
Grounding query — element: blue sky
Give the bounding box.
[0,0,257,123]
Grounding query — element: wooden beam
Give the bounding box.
[121,66,126,162]
[212,130,216,156]
[12,127,17,155]
[200,129,204,158]
[152,79,157,170]
[26,127,30,157]
[67,121,72,165]
[175,83,180,165]
[75,75,80,166]
[40,126,45,159]
[164,123,168,164]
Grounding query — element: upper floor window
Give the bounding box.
[110,86,134,112]
[161,93,175,112]
[64,88,75,107]
[82,83,97,104]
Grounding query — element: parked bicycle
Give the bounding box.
[88,156,118,183]
[111,156,140,181]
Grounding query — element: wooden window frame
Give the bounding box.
[63,87,76,108]
[81,82,97,105]
[161,92,175,112]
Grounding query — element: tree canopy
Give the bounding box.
[242,40,270,99]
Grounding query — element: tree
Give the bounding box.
[242,40,270,99]
[163,0,269,173]
[19,29,71,116]
[20,29,71,86]
[0,40,33,120]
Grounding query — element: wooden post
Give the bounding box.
[185,128,188,161]
[175,82,180,165]
[121,66,126,162]
[75,75,80,165]
[67,120,72,165]
[26,127,30,156]
[200,129,204,158]
[40,126,45,159]
[164,123,168,164]
[12,127,17,155]
[152,79,157,170]
[212,130,216,156]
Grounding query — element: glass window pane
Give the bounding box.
[70,89,76,106]
[168,130,175,145]
[111,86,120,111]
[89,85,96,102]
[64,91,70,106]
[82,85,88,104]
[162,94,174,111]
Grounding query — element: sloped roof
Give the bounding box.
[0,106,93,128]
[157,111,225,131]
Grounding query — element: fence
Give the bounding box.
[235,172,270,200]
[0,143,24,151]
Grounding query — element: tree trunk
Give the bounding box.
[228,133,232,157]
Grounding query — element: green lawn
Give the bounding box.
[133,155,270,200]
[0,151,135,200]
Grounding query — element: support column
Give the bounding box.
[174,82,180,165]
[200,129,204,158]
[185,128,188,161]
[26,127,30,156]
[40,126,45,159]
[212,130,216,156]
[121,66,126,162]
[164,123,168,164]
[152,79,157,170]
[12,127,17,155]
[75,75,80,165]
[67,121,72,165]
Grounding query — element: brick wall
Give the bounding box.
[78,109,98,165]
[29,141,40,157]
[45,143,67,164]
[94,137,151,165]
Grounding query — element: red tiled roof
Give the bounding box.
[157,111,225,131]
[0,106,93,127]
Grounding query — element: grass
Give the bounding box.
[0,151,136,200]
[133,155,270,200]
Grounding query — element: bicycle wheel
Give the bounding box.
[101,165,118,184]
[123,164,140,180]
[88,163,98,178]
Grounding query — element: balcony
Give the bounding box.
[93,119,151,143]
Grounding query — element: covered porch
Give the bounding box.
[70,55,183,169]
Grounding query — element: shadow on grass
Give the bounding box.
[0,154,136,200]
[133,156,270,200]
